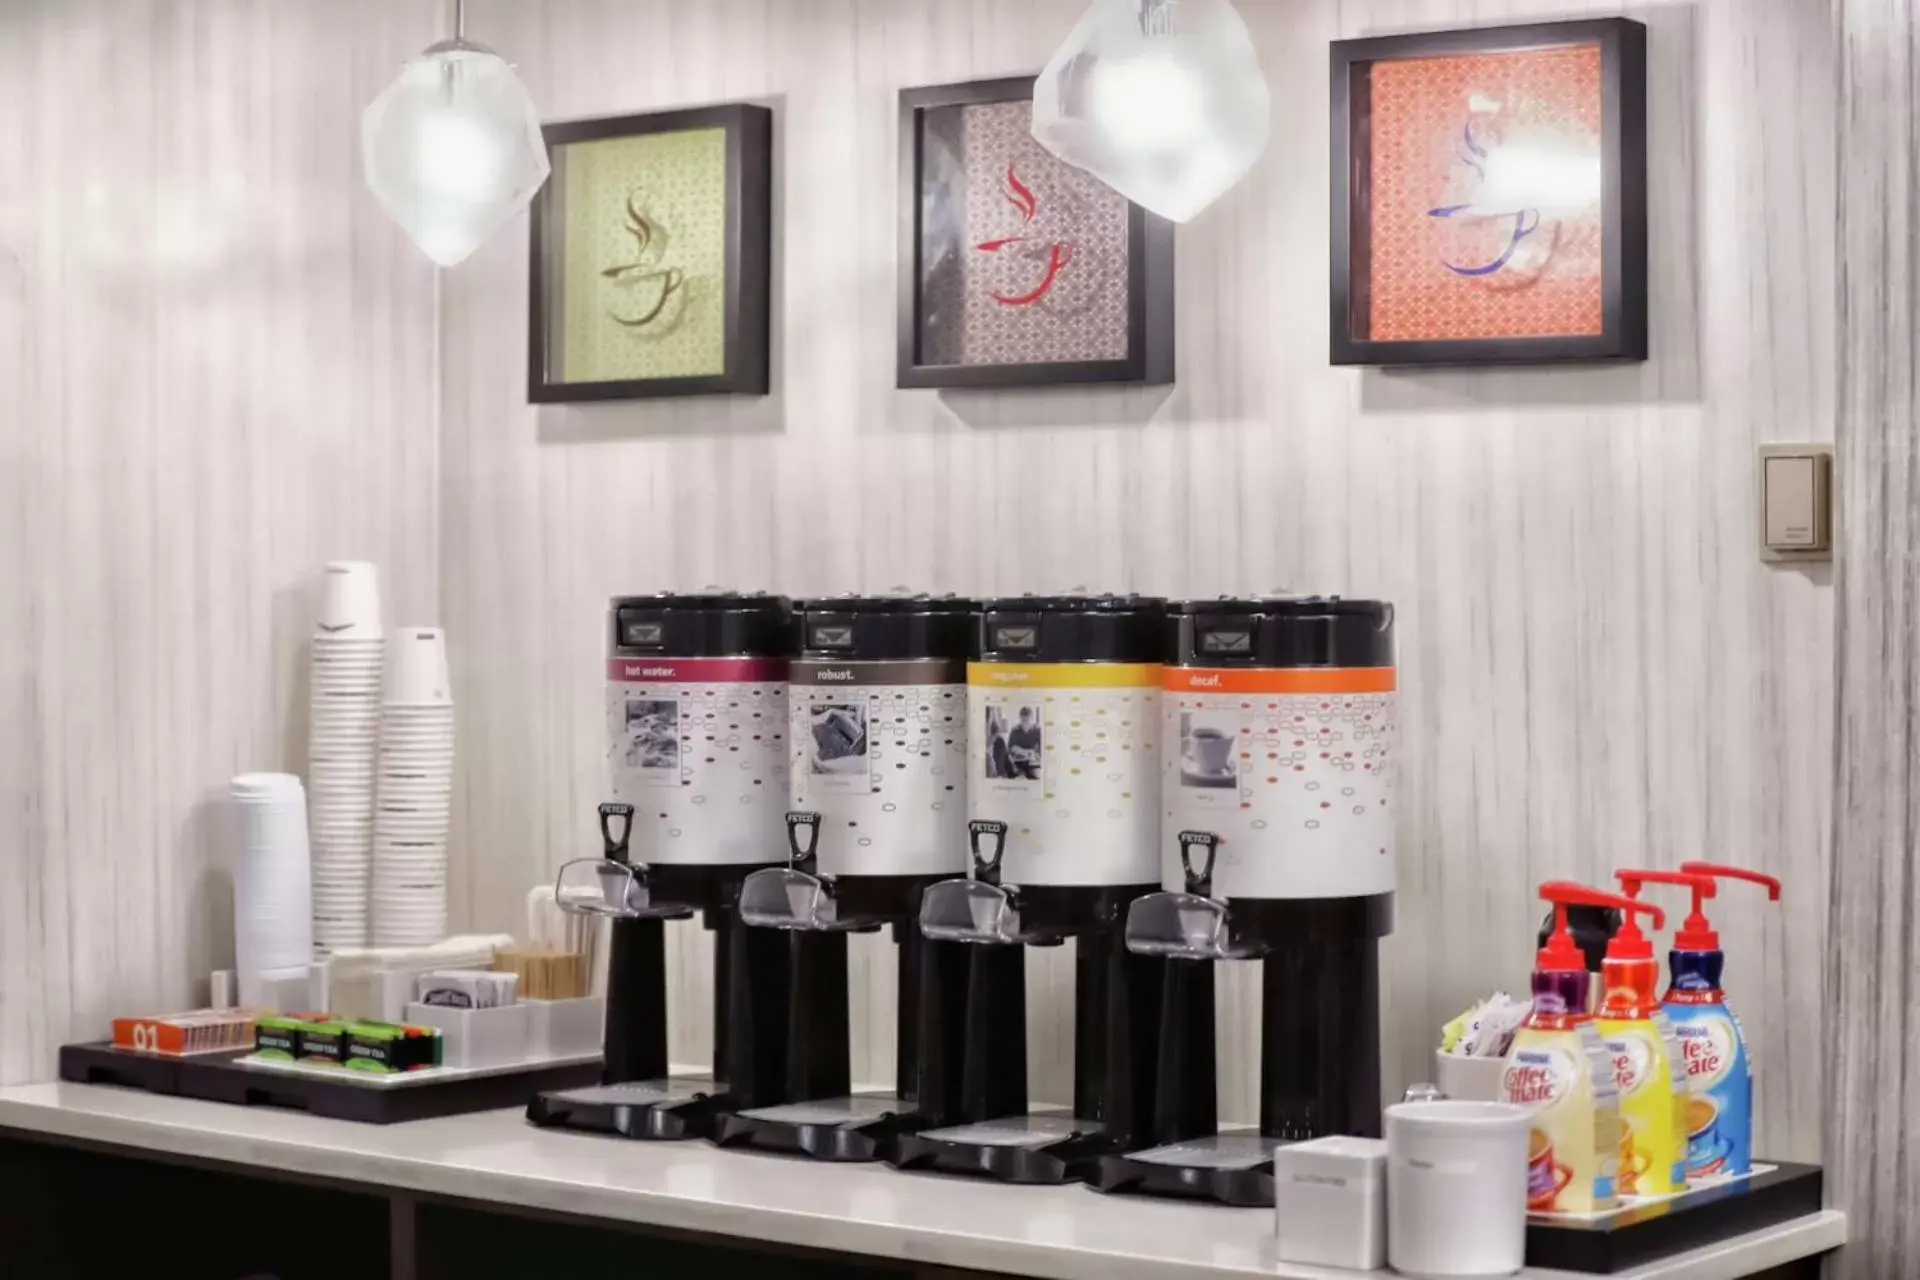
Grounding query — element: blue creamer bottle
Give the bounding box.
[1662,862,1783,1179]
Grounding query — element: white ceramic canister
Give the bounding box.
[605,592,792,865]
[1385,1100,1531,1278]
[967,595,1164,887]
[1160,596,1397,902]
[788,595,973,878]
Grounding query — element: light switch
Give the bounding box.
[1758,444,1832,562]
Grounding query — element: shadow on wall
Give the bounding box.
[182,792,234,1004]
[934,382,1179,431]
[1358,2,1702,415]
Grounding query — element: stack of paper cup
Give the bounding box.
[232,773,314,1007]
[372,627,454,946]
[309,562,384,948]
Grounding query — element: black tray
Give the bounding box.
[890,1119,1124,1186]
[59,1042,601,1125]
[525,1080,725,1141]
[1524,1162,1824,1273]
[710,1099,923,1163]
[1087,1149,1275,1207]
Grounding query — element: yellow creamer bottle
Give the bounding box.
[1597,869,1714,1198]
[1504,882,1662,1214]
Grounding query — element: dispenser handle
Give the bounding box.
[599,802,635,864]
[1178,830,1220,896]
[1616,869,1717,900]
[785,811,821,872]
[968,819,1008,885]
[1678,862,1783,901]
[1538,880,1665,929]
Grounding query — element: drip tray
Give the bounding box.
[890,1111,1119,1185]
[525,1074,723,1141]
[711,1092,913,1162]
[1088,1131,1280,1206]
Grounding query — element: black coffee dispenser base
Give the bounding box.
[525,1076,728,1141]
[1087,1133,1279,1207]
[890,1113,1122,1185]
[711,1093,922,1162]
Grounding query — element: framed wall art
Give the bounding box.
[528,103,771,402]
[1330,19,1647,367]
[897,76,1175,390]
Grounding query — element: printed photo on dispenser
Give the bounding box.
[983,703,1042,789]
[625,697,680,783]
[807,700,869,787]
[1179,710,1238,798]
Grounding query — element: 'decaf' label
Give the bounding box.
[1668,1004,1752,1178]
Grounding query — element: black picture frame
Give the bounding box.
[1329,18,1647,367]
[896,75,1175,390]
[528,103,772,403]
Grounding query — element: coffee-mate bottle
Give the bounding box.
[1599,870,1715,1198]
[1661,862,1783,1179]
[1504,882,1663,1213]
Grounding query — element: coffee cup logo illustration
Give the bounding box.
[602,190,687,331]
[972,166,1106,317]
[1685,1094,1728,1175]
[1526,1127,1574,1209]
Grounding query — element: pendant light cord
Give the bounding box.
[453,0,466,41]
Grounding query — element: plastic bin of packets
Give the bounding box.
[254,1013,443,1074]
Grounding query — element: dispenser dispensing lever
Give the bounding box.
[600,802,635,865]
[785,811,821,874]
[1178,831,1220,898]
[969,820,1008,887]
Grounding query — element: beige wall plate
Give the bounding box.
[1758,444,1835,563]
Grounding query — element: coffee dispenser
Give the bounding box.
[527,593,795,1140]
[1092,596,1396,1206]
[715,594,975,1160]
[898,595,1168,1183]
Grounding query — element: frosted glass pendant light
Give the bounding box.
[362,0,549,267]
[1032,0,1270,223]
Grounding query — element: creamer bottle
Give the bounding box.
[1598,870,1713,1198]
[1662,862,1783,1179]
[1504,882,1662,1214]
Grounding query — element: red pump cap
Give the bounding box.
[1612,870,1717,959]
[1674,862,1784,951]
[1537,881,1665,972]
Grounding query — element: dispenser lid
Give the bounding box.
[792,592,976,662]
[976,593,1166,663]
[1166,596,1394,668]
[1674,862,1782,951]
[609,591,793,658]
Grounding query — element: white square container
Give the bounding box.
[1272,1135,1388,1271]
[523,996,604,1059]
[405,1001,533,1068]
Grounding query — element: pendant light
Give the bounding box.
[362,0,549,267]
[1032,0,1270,223]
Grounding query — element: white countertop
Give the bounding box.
[0,1083,1843,1280]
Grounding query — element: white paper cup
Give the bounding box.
[384,628,451,704]
[317,562,382,637]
